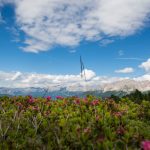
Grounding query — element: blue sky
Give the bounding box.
[0,0,150,89]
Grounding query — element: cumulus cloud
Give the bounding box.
[0,70,127,91]
[80,69,96,80]
[134,74,150,81]
[1,0,150,52]
[139,58,150,72]
[115,67,134,73]
[1,70,150,91]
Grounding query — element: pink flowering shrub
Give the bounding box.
[0,95,149,149]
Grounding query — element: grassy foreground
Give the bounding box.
[0,95,150,150]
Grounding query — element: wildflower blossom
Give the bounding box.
[27,98,35,104]
[47,96,51,101]
[113,112,122,117]
[75,99,80,105]
[141,141,150,150]
[116,126,125,135]
[83,127,91,134]
[28,95,33,99]
[56,96,63,100]
[32,106,39,111]
[91,100,99,106]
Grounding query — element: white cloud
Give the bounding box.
[139,58,150,72]
[1,70,150,91]
[69,49,76,53]
[80,69,96,80]
[116,57,143,61]
[0,70,125,91]
[100,39,114,46]
[118,50,124,56]
[134,74,150,81]
[1,0,150,52]
[115,67,134,73]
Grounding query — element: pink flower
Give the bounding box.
[28,95,33,99]
[91,100,99,106]
[47,96,51,101]
[56,96,63,100]
[74,99,80,105]
[32,106,39,111]
[113,112,122,118]
[83,127,91,134]
[27,98,35,104]
[116,126,125,135]
[141,141,150,150]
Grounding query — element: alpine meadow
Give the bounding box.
[0,0,150,149]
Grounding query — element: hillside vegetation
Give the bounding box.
[0,93,150,149]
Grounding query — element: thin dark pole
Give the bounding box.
[80,56,83,78]
[80,55,86,81]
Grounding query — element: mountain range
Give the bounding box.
[0,79,150,98]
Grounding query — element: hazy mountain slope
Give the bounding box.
[0,79,150,97]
